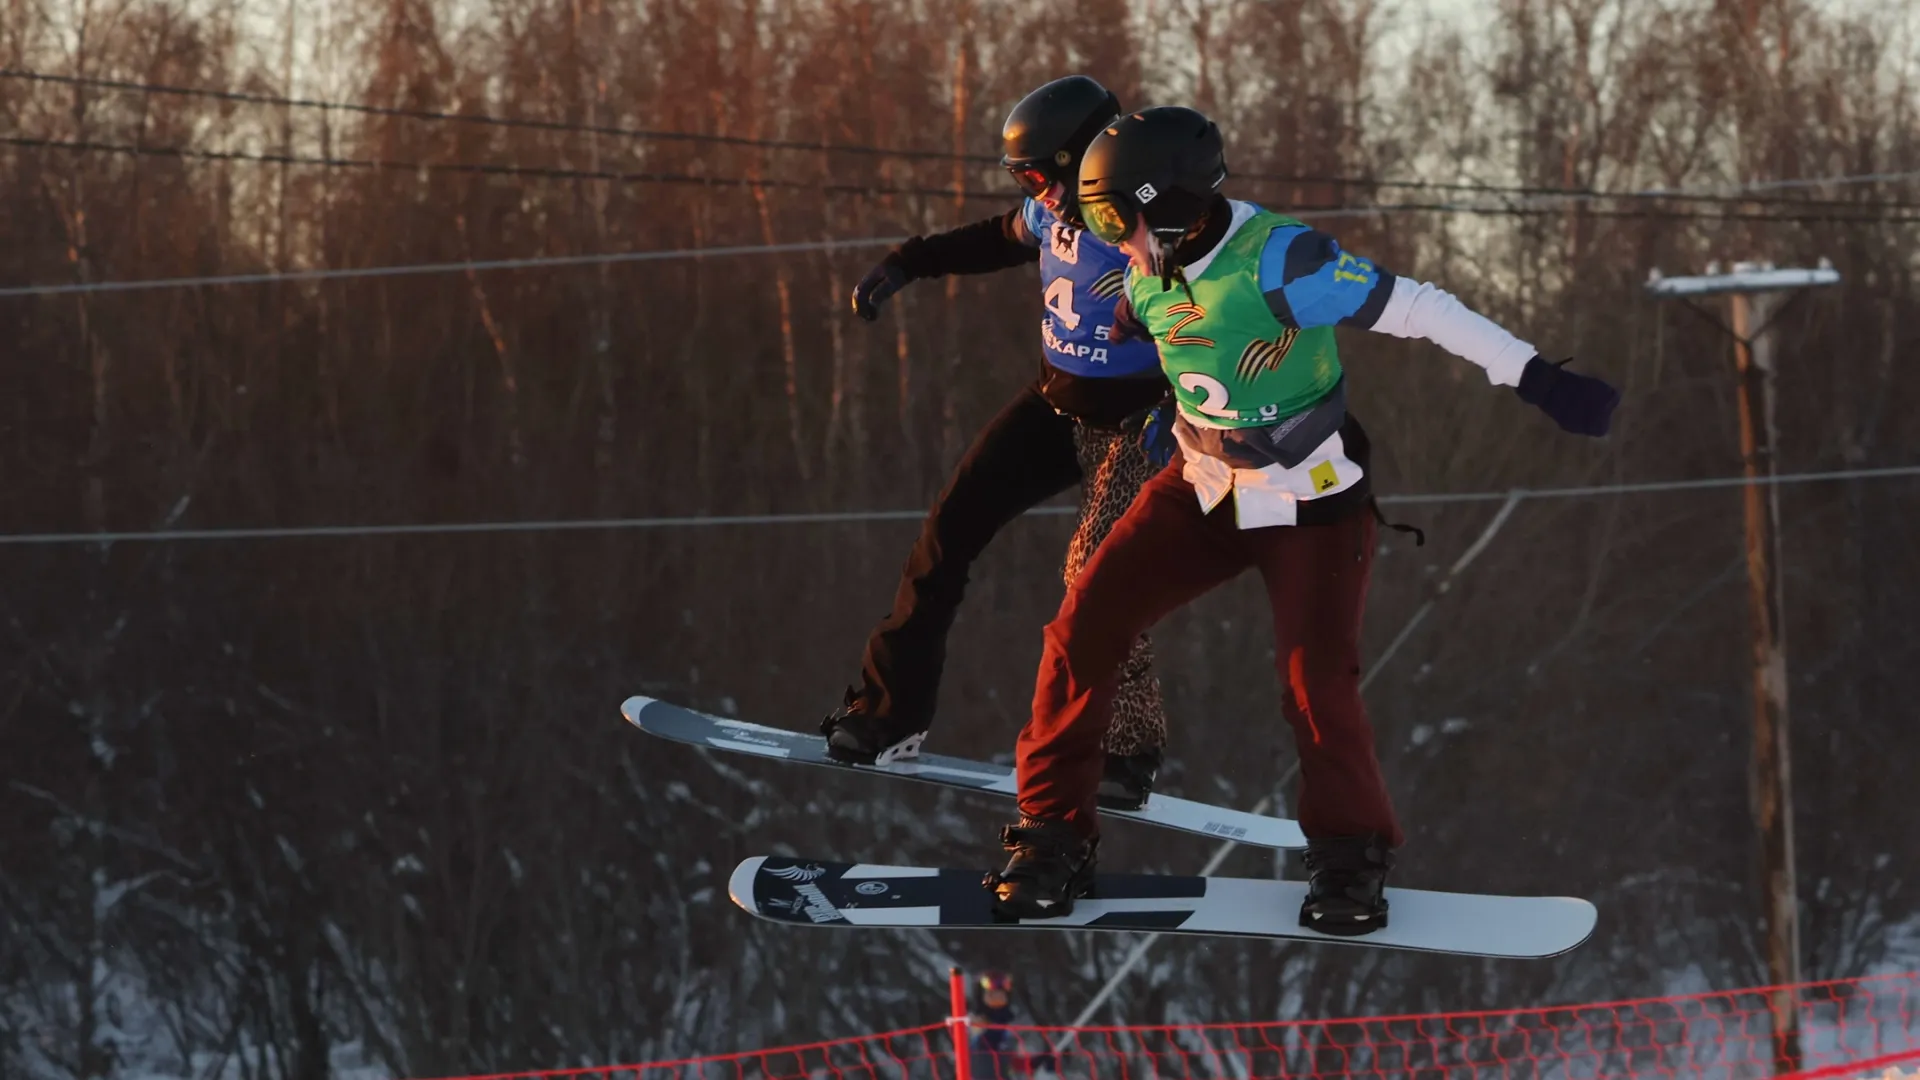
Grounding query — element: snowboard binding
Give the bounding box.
[1299,835,1394,936]
[984,817,1098,921]
[820,687,929,766]
[1096,747,1164,811]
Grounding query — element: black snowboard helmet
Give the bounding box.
[1001,75,1122,221]
[1077,106,1228,250]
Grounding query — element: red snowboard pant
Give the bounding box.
[1016,457,1404,847]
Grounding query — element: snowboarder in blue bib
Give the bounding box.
[824,76,1174,810]
[986,106,1621,934]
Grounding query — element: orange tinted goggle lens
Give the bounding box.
[1009,164,1054,197]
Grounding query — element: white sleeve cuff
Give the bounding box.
[1369,276,1536,386]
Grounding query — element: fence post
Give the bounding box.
[949,967,974,1080]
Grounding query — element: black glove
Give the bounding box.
[1515,355,1619,437]
[1110,292,1150,343]
[850,254,912,321]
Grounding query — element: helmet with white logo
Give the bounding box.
[1076,106,1227,249]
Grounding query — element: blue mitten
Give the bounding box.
[1139,397,1177,469]
[1515,356,1619,437]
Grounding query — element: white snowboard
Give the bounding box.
[730,856,1597,958]
[624,695,1305,849]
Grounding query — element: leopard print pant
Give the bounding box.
[1065,417,1169,758]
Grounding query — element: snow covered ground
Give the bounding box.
[8,899,1915,1080]
[5,966,393,1080]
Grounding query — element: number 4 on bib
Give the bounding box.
[1044,276,1081,330]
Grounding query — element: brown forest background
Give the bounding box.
[4,0,1920,1077]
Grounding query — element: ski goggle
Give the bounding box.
[1080,195,1139,245]
[1007,162,1059,199]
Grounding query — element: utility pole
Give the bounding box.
[1645,260,1839,1076]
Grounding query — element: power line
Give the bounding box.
[1306,171,1920,208]
[1295,202,1920,225]
[0,237,904,298]
[0,68,993,163]
[0,135,1013,199]
[1,196,1909,299]
[1273,174,1920,211]
[9,69,1920,208]
[1383,464,1920,505]
[1357,173,1920,219]
[2,464,1914,546]
[1740,169,1920,192]
[1405,184,1919,213]
[16,134,1920,222]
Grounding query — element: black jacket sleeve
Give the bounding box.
[891,207,1039,280]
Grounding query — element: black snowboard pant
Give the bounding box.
[852,383,1081,730]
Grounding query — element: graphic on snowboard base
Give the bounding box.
[729,856,1597,958]
[623,695,1306,849]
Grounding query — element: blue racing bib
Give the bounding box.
[1024,199,1160,378]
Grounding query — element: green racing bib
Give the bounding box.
[1130,210,1343,427]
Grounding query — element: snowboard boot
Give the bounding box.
[820,686,927,766]
[1299,834,1394,936]
[983,816,1098,920]
[1096,747,1163,811]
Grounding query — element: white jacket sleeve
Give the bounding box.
[1367,276,1536,387]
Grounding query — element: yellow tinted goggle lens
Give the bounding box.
[1082,198,1131,243]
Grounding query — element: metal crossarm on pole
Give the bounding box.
[1646,261,1841,297]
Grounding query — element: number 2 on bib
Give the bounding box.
[1178,372,1234,417]
[1177,372,1283,421]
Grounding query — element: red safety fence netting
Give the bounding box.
[423,971,1920,1080]
[1773,1047,1920,1080]
[978,972,1919,1080]
[439,1025,952,1080]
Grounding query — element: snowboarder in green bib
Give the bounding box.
[984,106,1620,934]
